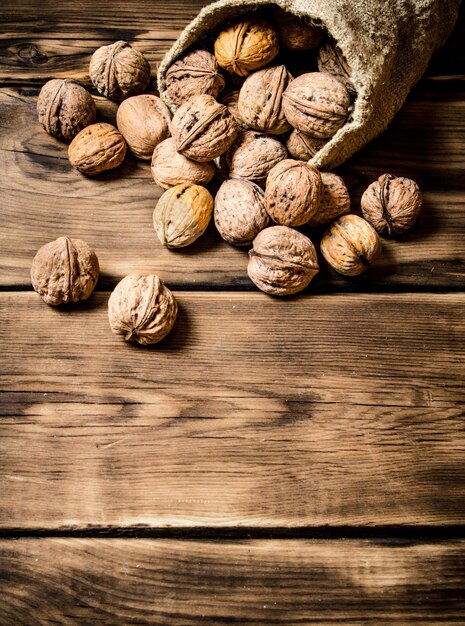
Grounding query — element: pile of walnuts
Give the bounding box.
[32,10,422,345]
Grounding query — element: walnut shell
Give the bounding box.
[31,236,99,306]
[108,273,177,345]
[220,130,288,186]
[237,65,292,135]
[153,183,213,248]
[214,179,269,246]
[273,9,325,51]
[220,90,248,131]
[361,174,422,236]
[151,137,215,189]
[214,19,279,77]
[265,159,322,227]
[307,172,350,226]
[37,79,96,141]
[318,40,356,97]
[171,94,238,162]
[248,225,319,295]
[320,214,381,276]
[282,72,350,139]
[116,94,170,160]
[89,40,151,101]
[68,123,127,175]
[165,49,225,107]
[286,129,327,161]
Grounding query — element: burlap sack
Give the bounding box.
[157,0,460,169]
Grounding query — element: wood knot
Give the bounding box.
[17,44,47,65]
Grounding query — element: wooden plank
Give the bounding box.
[1,539,465,624]
[1,291,464,529]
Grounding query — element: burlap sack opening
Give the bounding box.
[158,0,460,170]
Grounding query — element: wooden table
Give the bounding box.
[1,1,464,623]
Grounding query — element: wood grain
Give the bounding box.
[1,538,465,624]
[1,292,464,529]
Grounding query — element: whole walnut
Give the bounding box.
[116,94,170,160]
[265,159,322,227]
[214,19,279,76]
[153,183,213,248]
[318,40,356,97]
[307,172,350,227]
[220,90,248,131]
[320,214,381,276]
[220,130,288,186]
[283,72,350,139]
[108,273,177,345]
[151,137,215,189]
[68,123,127,175]
[273,8,326,51]
[31,236,99,306]
[37,79,96,141]
[165,49,225,107]
[286,129,327,161]
[238,65,292,135]
[89,40,151,101]
[361,174,422,236]
[214,179,269,246]
[171,94,238,162]
[248,225,319,295]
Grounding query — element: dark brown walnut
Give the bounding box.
[220,130,288,186]
[265,159,322,227]
[116,94,170,160]
[165,49,225,107]
[318,40,356,97]
[286,129,327,161]
[273,8,326,51]
[282,72,350,139]
[171,94,238,162]
[68,123,127,175]
[220,90,248,131]
[248,225,319,295]
[31,236,99,306]
[361,173,422,236]
[307,172,350,227]
[214,19,279,77]
[89,40,151,101]
[238,65,292,135]
[214,179,269,246]
[320,214,381,276]
[151,138,215,189]
[37,79,96,141]
[108,273,177,345]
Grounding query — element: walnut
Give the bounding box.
[264,159,322,227]
[108,273,177,345]
[214,179,269,246]
[116,94,170,160]
[31,236,99,306]
[220,130,287,186]
[361,174,422,236]
[153,183,213,248]
[214,19,279,77]
[286,129,327,161]
[320,214,381,276]
[318,40,356,97]
[273,8,325,51]
[248,225,319,295]
[237,65,292,135]
[307,172,350,226]
[151,137,215,189]
[220,90,248,131]
[89,40,151,101]
[171,94,238,162]
[37,79,96,141]
[283,72,350,138]
[68,123,127,175]
[165,49,225,107]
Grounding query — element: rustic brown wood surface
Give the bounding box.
[1,0,464,622]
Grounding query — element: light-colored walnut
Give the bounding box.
[68,123,126,175]
[165,49,225,107]
[37,79,96,141]
[286,129,327,161]
[318,40,356,97]
[214,179,269,246]
[116,94,170,160]
[31,236,99,306]
[151,138,215,189]
[273,8,326,51]
[153,183,213,248]
[307,172,350,226]
[220,90,248,131]
[108,273,177,345]
[248,225,319,295]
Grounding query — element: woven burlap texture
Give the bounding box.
[157,0,460,169]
